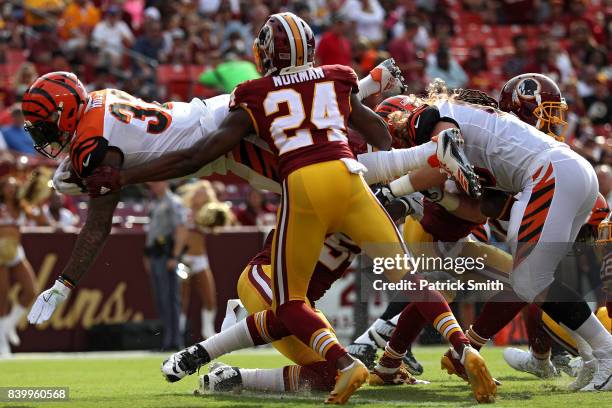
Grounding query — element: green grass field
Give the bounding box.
[0,346,609,408]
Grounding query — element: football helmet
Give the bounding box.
[577,193,610,243]
[498,73,568,141]
[253,12,315,76]
[374,95,417,148]
[21,71,88,159]
[597,207,612,244]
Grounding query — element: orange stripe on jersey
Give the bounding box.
[283,14,304,66]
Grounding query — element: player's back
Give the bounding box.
[435,99,565,193]
[70,89,211,177]
[230,64,358,180]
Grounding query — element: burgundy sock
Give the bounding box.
[470,290,526,349]
[245,310,292,345]
[276,300,347,366]
[388,303,426,353]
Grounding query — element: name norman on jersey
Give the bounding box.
[229,64,358,180]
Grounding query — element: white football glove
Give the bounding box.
[52,157,84,195]
[27,279,72,324]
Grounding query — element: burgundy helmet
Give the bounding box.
[498,73,568,141]
[253,12,315,76]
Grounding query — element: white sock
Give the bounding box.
[358,142,437,185]
[239,368,285,392]
[565,327,594,361]
[201,308,217,339]
[574,314,612,358]
[357,75,380,100]
[354,319,384,345]
[390,174,414,197]
[197,319,254,360]
[7,304,26,328]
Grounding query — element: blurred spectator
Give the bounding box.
[198,51,260,94]
[388,17,422,84]
[234,188,276,227]
[123,0,146,32]
[144,181,187,351]
[341,0,385,45]
[498,0,539,25]
[503,34,532,78]
[596,165,612,206]
[91,5,134,66]
[583,77,612,126]
[0,106,35,155]
[294,2,322,36]
[24,0,65,29]
[12,63,38,101]
[43,191,78,228]
[26,24,61,68]
[525,43,561,84]
[426,47,468,89]
[58,0,101,54]
[567,20,605,70]
[316,14,352,67]
[577,65,600,99]
[132,19,170,64]
[462,45,492,90]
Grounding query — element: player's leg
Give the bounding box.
[509,156,612,391]
[341,175,496,402]
[271,163,368,404]
[4,256,37,347]
[0,265,11,357]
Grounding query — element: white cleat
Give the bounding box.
[161,344,211,383]
[580,358,612,391]
[0,320,12,358]
[570,359,596,391]
[197,362,243,393]
[369,58,408,96]
[7,325,20,347]
[503,348,559,379]
[433,128,482,199]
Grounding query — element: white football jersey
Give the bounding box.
[434,99,566,193]
[69,90,281,192]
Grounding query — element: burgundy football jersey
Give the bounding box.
[230,64,358,180]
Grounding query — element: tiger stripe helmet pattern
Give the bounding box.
[374,95,419,148]
[22,71,88,158]
[253,12,315,76]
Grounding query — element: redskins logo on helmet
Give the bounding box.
[498,73,568,142]
[21,71,88,158]
[374,95,419,148]
[253,12,315,76]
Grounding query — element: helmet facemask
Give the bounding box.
[533,98,568,142]
[24,108,71,159]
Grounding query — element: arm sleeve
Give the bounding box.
[358,141,437,184]
[70,137,109,178]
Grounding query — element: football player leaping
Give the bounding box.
[21,55,406,321]
[81,12,496,404]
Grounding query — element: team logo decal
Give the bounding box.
[516,78,541,100]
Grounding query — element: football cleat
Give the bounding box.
[403,349,424,376]
[580,358,612,391]
[325,360,369,405]
[6,325,20,347]
[503,348,559,379]
[347,342,377,370]
[161,344,211,382]
[368,320,396,349]
[569,358,596,391]
[369,363,425,386]
[369,58,408,96]
[462,347,497,403]
[551,350,579,377]
[198,362,243,393]
[433,128,482,200]
[441,347,468,381]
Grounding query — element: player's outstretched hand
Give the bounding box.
[85,166,121,197]
[27,279,72,324]
[52,157,86,195]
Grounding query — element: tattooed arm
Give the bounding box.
[60,149,122,285]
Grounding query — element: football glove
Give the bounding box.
[85,166,122,197]
[27,279,72,324]
[52,157,85,195]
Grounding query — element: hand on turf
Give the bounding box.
[85,166,122,197]
[27,279,72,324]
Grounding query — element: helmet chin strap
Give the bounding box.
[278,62,314,75]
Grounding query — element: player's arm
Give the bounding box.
[27,149,123,324]
[89,109,253,191]
[348,93,391,150]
